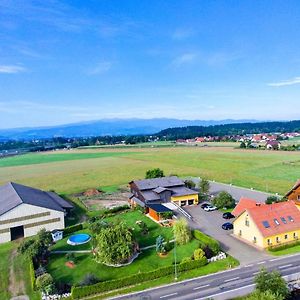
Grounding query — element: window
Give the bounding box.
[253,236,257,243]
[298,195,300,201]
[245,218,249,226]
[267,239,271,245]
[288,216,294,222]
[280,217,287,224]
[276,237,280,243]
[284,234,288,239]
[262,221,270,228]
[294,232,298,239]
[239,230,242,236]
[274,218,280,226]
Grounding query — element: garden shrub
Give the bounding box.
[194,248,205,260]
[71,258,208,299]
[192,230,220,255]
[29,259,36,290]
[36,273,54,293]
[181,257,193,263]
[79,274,101,287]
[63,224,83,235]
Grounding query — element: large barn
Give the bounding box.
[0,182,73,243]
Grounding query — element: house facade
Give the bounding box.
[0,182,73,243]
[129,176,198,209]
[233,199,300,249]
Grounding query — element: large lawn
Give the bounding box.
[0,147,299,194]
[51,210,173,251]
[47,239,199,285]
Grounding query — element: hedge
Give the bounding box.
[268,239,300,252]
[192,230,220,255]
[71,257,207,299]
[63,223,83,235]
[29,258,36,290]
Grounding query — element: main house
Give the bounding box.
[285,179,300,206]
[232,197,300,249]
[0,182,73,243]
[129,176,198,220]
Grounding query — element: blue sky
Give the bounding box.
[0,0,300,128]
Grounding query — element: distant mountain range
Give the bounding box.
[0,118,259,139]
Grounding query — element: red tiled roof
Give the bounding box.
[232,197,260,217]
[247,201,300,237]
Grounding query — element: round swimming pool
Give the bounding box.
[67,233,91,246]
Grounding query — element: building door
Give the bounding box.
[10,225,24,241]
[188,199,194,205]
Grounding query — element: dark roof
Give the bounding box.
[170,186,198,197]
[0,182,73,216]
[131,197,146,208]
[153,187,169,194]
[131,176,184,191]
[147,203,172,213]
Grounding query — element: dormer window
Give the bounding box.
[274,218,280,226]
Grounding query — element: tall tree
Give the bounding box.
[199,178,210,195]
[173,218,191,245]
[95,222,135,265]
[145,168,164,179]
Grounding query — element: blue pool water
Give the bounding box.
[68,233,91,245]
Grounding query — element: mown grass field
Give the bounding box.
[0,147,299,195]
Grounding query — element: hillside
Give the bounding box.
[157,120,300,139]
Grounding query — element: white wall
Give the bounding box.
[0,203,65,243]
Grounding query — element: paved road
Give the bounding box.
[190,177,275,203]
[111,253,300,300]
[184,206,271,265]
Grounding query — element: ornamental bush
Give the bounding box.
[63,223,83,235]
[36,273,54,292]
[194,248,205,260]
[192,229,220,255]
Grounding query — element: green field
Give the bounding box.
[0,147,299,195]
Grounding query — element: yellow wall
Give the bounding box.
[233,211,300,249]
[233,211,264,248]
[171,194,198,206]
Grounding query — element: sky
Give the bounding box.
[0,0,300,129]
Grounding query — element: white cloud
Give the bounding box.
[172,53,197,67]
[268,77,300,87]
[86,62,112,75]
[172,28,194,40]
[0,65,26,74]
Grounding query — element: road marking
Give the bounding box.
[269,258,281,262]
[257,261,265,265]
[224,277,239,282]
[193,284,210,290]
[160,293,178,298]
[244,264,254,267]
[278,264,293,269]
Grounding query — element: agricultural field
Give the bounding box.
[0,146,299,195]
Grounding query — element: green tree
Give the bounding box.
[185,179,196,189]
[95,222,135,265]
[173,218,191,245]
[145,168,164,179]
[212,191,235,208]
[199,178,210,195]
[156,235,165,253]
[240,141,246,148]
[265,196,286,205]
[245,290,283,300]
[254,268,289,299]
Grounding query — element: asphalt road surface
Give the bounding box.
[111,253,300,300]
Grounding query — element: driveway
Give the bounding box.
[184,205,271,265]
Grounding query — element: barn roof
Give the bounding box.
[0,182,73,216]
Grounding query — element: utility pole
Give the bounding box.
[174,239,178,280]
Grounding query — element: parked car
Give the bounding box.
[201,203,210,209]
[222,222,233,230]
[222,212,235,219]
[204,205,218,211]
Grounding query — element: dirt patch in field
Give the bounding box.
[8,248,25,297]
[80,191,129,210]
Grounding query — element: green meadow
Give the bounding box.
[0,147,299,195]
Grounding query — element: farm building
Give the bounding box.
[129,176,198,212]
[0,182,73,243]
[232,198,300,249]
